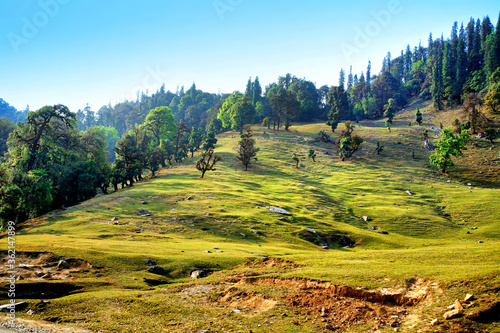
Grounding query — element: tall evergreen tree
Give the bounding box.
[339,69,346,90]
[347,66,353,92]
[252,76,262,106]
[366,61,372,86]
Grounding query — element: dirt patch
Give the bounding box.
[218,286,277,316]
[242,257,302,269]
[0,251,95,282]
[218,276,432,331]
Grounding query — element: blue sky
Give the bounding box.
[1,0,498,112]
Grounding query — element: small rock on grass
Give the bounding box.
[431,318,440,325]
[464,293,474,302]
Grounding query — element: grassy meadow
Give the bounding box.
[1,100,500,332]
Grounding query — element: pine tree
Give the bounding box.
[454,24,467,102]
[431,38,444,110]
[339,69,346,90]
[236,126,259,171]
[366,61,372,86]
[347,66,354,92]
[252,76,262,106]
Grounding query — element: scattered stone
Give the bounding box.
[278,217,287,221]
[0,302,29,312]
[252,230,263,236]
[361,216,370,222]
[368,226,379,230]
[145,259,156,266]
[106,207,110,210]
[216,250,223,253]
[170,209,176,212]
[424,140,435,151]
[57,260,69,270]
[185,196,194,201]
[17,275,24,281]
[464,294,474,302]
[119,210,124,213]
[137,209,149,215]
[190,270,211,279]
[477,240,484,244]
[443,308,463,320]
[378,231,389,235]
[196,330,212,333]
[35,271,45,277]
[265,206,291,215]
[203,250,212,253]
[19,264,34,269]
[111,217,119,222]
[405,190,413,196]
[147,265,166,275]
[240,233,247,238]
[471,227,478,230]
[256,254,264,257]
[431,318,440,326]
[142,200,148,204]
[41,273,52,279]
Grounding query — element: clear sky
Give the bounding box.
[1,0,498,112]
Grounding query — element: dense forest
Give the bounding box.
[0,14,499,227]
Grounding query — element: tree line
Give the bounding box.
[1,14,499,228]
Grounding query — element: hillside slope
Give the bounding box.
[1,99,499,332]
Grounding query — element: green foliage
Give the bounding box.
[374,141,384,155]
[429,128,471,173]
[383,98,396,123]
[307,149,316,162]
[484,127,497,143]
[202,131,218,151]
[291,153,299,168]
[217,92,256,133]
[188,126,204,157]
[385,121,391,132]
[0,118,16,156]
[415,108,423,125]
[269,87,300,131]
[143,106,177,143]
[338,135,363,161]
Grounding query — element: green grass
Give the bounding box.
[1,99,500,332]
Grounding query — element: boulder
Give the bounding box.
[190,270,211,279]
[57,260,69,269]
[361,216,370,222]
[464,294,474,302]
[266,206,291,216]
[147,265,166,275]
[424,140,435,151]
[145,259,156,266]
[185,196,194,201]
[443,308,463,320]
[252,230,263,236]
[431,318,440,326]
[142,200,148,205]
[378,231,389,235]
[137,209,149,215]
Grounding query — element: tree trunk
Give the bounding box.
[200,170,206,179]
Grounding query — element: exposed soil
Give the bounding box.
[0,252,95,282]
[217,275,433,331]
[241,257,302,269]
